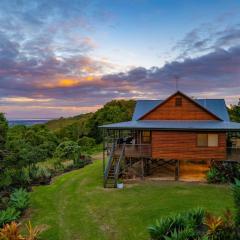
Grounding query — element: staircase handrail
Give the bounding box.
[104,140,117,184]
[114,142,126,186]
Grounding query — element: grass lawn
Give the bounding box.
[27,160,234,240]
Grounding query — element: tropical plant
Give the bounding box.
[148,209,204,240]
[0,221,43,240]
[203,212,223,237]
[25,221,44,240]
[163,228,196,240]
[184,207,205,229]
[0,208,20,227]
[0,221,24,240]
[9,189,29,211]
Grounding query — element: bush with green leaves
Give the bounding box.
[54,141,81,164]
[148,208,204,240]
[29,165,51,184]
[0,207,20,227]
[163,228,196,240]
[78,136,96,153]
[206,162,240,184]
[9,188,29,211]
[232,179,240,226]
[206,167,229,184]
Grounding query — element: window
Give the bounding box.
[197,134,218,147]
[208,134,218,147]
[197,134,208,147]
[175,97,182,107]
[141,131,151,143]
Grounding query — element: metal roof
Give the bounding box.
[100,120,240,131]
[132,99,230,121]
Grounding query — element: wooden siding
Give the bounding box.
[141,93,219,120]
[152,131,226,161]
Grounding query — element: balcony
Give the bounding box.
[112,144,151,158]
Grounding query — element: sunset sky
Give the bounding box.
[0,0,240,119]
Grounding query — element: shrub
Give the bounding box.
[11,169,31,188]
[53,160,65,174]
[0,221,44,240]
[78,136,96,153]
[25,221,44,240]
[73,159,85,168]
[148,209,204,240]
[232,179,240,226]
[29,165,51,184]
[0,170,13,190]
[163,228,196,240]
[9,188,29,211]
[54,141,81,162]
[0,207,20,227]
[203,212,223,237]
[206,167,227,184]
[207,162,240,184]
[0,221,24,240]
[184,208,205,230]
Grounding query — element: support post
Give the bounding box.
[103,129,106,187]
[141,158,144,180]
[175,160,180,181]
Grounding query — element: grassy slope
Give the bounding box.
[29,160,233,240]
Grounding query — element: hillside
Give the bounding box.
[45,99,136,142]
[46,113,94,132]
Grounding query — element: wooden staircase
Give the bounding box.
[104,142,126,188]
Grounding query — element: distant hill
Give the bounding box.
[46,113,94,131]
[45,99,136,142]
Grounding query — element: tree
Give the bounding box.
[54,141,81,163]
[78,136,95,153]
[0,113,8,154]
[87,99,135,142]
[228,105,240,122]
[0,113,8,172]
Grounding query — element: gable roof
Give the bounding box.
[132,91,229,121]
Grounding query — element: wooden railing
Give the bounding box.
[114,142,126,186]
[113,144,151,158]
[104,141,116,187]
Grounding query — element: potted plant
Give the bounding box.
[117,179,124,189]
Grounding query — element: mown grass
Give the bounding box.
[28,160,233,240]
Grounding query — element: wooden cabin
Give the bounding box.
[100,91,240,188]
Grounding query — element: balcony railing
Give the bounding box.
[109,144,151,158]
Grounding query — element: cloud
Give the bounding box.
[173,21,240,60]
[0,1,240,118]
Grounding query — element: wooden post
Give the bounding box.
[175,160,180,181]
[102,129,106,187]
[141,158,144,180]
[103,129,105,173]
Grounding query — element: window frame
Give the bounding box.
[197,133,219,147]
[175,97,182,107]
[141,130,151,144]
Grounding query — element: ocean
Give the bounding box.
[8,119,50,126]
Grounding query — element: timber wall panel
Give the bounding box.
[151,131,226,161]
[142,93,218,120]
